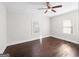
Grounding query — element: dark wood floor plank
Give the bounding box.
[4,37,79,57]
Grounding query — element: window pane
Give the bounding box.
[63,28,71,34]
[63,20,72,27]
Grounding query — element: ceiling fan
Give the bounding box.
[38,2,62,14]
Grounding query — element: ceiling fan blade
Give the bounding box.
[51,9,56,13]
[46,2,50,8]
[46,2,49,6]
[52,5,62,8]
[38,8,47,10]
[44,10,48,14]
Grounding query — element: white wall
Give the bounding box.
[0,3,7,54]
[7,11,50,46]
[50,10,79,42]
[5,2,79,46]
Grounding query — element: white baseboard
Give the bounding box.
[51,35,79,44]
[7,35,51,46]
[0,46,7,54]
[7,34,79,47]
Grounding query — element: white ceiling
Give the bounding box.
[3,2,78,17]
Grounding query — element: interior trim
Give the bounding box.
[51,35,79,44]
[7,35,51,46]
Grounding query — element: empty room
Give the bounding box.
[0,2,79,57]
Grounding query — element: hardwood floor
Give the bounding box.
[4,37,79,57]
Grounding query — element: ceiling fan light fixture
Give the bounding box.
[48,9,51,11]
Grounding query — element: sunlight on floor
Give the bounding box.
[56,44,77,57]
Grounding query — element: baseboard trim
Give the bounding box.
[51,35,79,44]
[0,46,7,54]
[7,35,51,46]
[7,35,79,47]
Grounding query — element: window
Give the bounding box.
[63,20,72,34]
